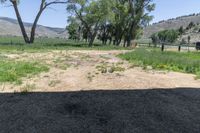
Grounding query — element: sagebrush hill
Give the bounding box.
[143,13,200,43]
[0,17,68,38]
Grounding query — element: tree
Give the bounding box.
[178,26,184,35]
[152,29,179,43]
[187,36,191,44]
[67,0,113,46]
[2,0,68,44]
[66,17,80,40]
[98,23,114,45]
[67,0,155,47]
[125,0,155,47]
[151,32,159,47]
[186,21,195,30]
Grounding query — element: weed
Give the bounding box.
[48,80,61,87]
[20,84,36,93]
[87,72,95,82]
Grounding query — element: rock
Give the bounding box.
[108,68,114,73]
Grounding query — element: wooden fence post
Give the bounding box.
[178,45,181,52]
[161,43,164,52]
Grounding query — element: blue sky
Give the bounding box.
[0,0,67,28]
[150,0,200,23]
[0,0,200,28]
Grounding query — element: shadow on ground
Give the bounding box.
[0,88,200,133]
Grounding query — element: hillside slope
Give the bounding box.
[0,17,68,38]
[143,14,200,42]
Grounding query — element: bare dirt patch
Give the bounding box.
[1,50,200,92]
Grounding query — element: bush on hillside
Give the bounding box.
[151,29,179,44]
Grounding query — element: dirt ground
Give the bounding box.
[1,50,200,92]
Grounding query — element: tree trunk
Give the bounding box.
[30,9,43,43]
[116,33,123,46]
[12,1,30,43]
[89,38,95,47]
[89,32,97,47]
[30,1,45,43]
[127,24,135,47]
[88,21,100,47]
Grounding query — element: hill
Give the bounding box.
[143,13,200,42]
[0,17,68,38]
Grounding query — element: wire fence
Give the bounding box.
[137,41,198,52]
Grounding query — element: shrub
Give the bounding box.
[151,29,179,43]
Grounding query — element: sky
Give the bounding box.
[150,0,200,23]
[0,0,200,28]
[0,0,68,28]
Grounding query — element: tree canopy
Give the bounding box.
[151,29,179,44]
[67,0,155,47]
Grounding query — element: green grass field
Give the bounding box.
[119,48,200,78]
[0,36,129,53]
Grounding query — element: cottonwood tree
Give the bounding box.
[111,0,129,46]
[67,0,113,46]
[125,0,155,46]
[2,0,68,43]
[67,0,155,47]
[106,0,155,47]
[152,29,179,43]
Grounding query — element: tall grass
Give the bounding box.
[119,48,200,77]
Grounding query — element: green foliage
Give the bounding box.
[186,21,195,30]
[151,29,179,43]
[67,0,155,46]
[119,48,200,78]
[66,19,79,40]
[150,33,159,46]
[0,60,49,83]
[178,26,185,35]
[67,0,114,46]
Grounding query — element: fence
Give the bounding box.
[137,41,197,52]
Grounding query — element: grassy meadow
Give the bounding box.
[0,36,129,53]
[119,48,200,78]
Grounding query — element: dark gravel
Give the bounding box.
[0,88,200,133]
